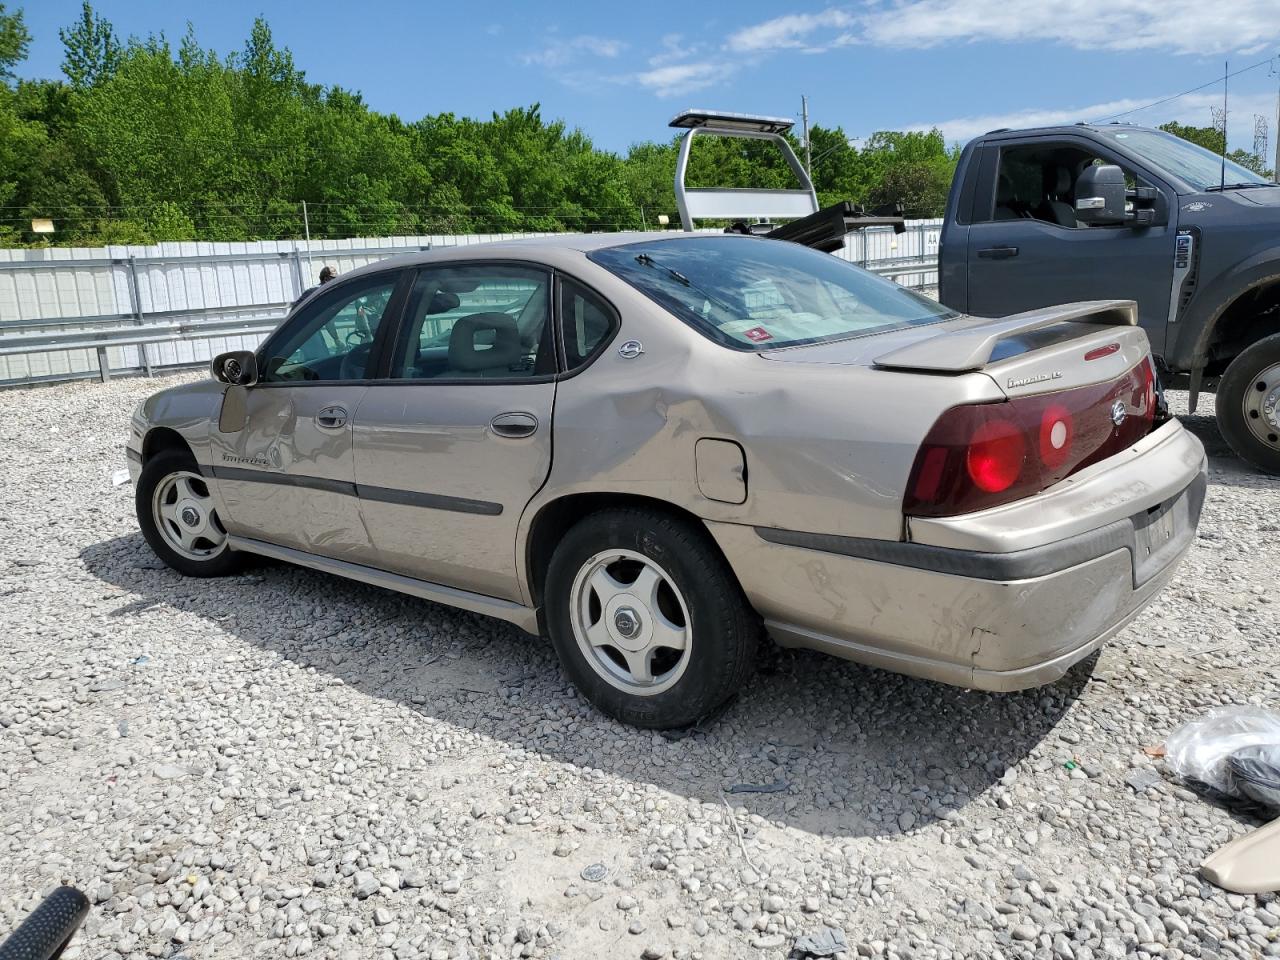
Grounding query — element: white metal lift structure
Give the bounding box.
[669,109,906,252]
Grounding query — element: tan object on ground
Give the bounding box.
[1200,818,1280,894]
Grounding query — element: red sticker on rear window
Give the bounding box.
[743,326,773,342]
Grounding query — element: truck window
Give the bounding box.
[985,144,1138,229]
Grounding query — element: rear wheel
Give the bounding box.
[136,449,244,577]
[544,508,759,729]
[1217,332,1280,475]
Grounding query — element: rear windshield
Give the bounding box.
[588,235,957,351]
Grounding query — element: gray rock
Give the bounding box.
[352,872,379,899]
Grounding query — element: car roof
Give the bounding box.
[979,122,1148,140]
[334,231,730,282]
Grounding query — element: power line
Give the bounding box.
[1094,55,1275,123]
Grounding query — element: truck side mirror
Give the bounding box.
[1074,164,1127,226]
[212,350,258,386]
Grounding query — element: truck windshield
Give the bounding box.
[588,236,957,351]
[1098,127,1271,191]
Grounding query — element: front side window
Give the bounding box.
[589,236,955,351]
[393,265,553,379]
[990,143,1146,228]
[261,274,398,382]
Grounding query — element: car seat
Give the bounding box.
[447,313,525,377]
[994,174,1025,220]
[1038,167,1078,227]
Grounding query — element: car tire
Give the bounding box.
[136,448,244,577]
[1216,331,1280,475]
[544,508,760,729]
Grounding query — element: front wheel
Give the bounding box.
[1217,331,1280,475]
[544,509,759,729]
[136,449,245,577]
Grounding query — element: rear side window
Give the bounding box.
[589,235,955,351]
[560,278,616,370]
[391,265,554,380]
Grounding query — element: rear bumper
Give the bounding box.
[709,422,1207,691]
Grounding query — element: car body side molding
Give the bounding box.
[755,471,1205,588]
[209,465,503,516]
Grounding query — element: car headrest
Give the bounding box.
[449,313,522,372]
[1048,166,1072,195]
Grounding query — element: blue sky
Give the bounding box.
[18,1,1280,155]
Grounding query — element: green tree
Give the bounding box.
[59,2,121,88]
[1158,121,1225,155]
[0,2,30,84]
[0,11,965,246]
[1227,148,1271,178]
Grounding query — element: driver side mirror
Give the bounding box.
[211,350,258,386]
[1074,164,1127,226]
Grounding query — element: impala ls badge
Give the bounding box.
[1007,370,1062,389]
[1111,400,1127,426]
[618,339,645,359]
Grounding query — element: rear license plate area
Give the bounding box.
[1131,492,1186,586]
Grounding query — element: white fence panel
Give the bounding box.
[0,224,940,386]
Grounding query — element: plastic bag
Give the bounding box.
[1226,745,1280,809]
[1164,706,1280,805]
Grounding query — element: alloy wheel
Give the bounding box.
[151,470,228,561]
[568,549,692,696]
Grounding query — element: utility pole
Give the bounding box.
[801,95,812,177]
[1273,57,1280,183]
[301,200,313,275]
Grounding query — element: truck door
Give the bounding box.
[963,136,1177,354]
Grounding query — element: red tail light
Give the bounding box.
[905,358,1157,518]
[966,418,1025,492]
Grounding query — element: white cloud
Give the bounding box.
[910,91,1276,150]
[725,9,857,53]
[629,61,731,98]
[521,35,625,68]
[861,0,1280,56]
[649,34,703,67]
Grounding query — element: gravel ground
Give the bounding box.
[1,372,1278,960]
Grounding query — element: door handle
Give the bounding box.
[977,246,1019,260]
[490,412,539,439]
[316,405,349,430]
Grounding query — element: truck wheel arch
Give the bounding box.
[1173,251,1280,407]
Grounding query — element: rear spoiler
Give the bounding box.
[874,300,1137,373]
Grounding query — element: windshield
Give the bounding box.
[1097,127,1270,190]
[588,236,957,351]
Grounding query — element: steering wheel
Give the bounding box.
[346,329,371,346]
[339,343,372,380]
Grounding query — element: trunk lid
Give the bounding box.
[759,299,1151,399]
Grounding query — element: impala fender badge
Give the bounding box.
[618,339,645,359]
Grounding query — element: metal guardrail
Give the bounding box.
[0,241,434,386]
[0,316,283,381]
[0,244,429,271]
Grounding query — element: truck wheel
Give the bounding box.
[1217,332,1280,475]
[544,508,760,729]
[136,449,245,577]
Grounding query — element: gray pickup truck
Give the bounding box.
[938,123,1280,473]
